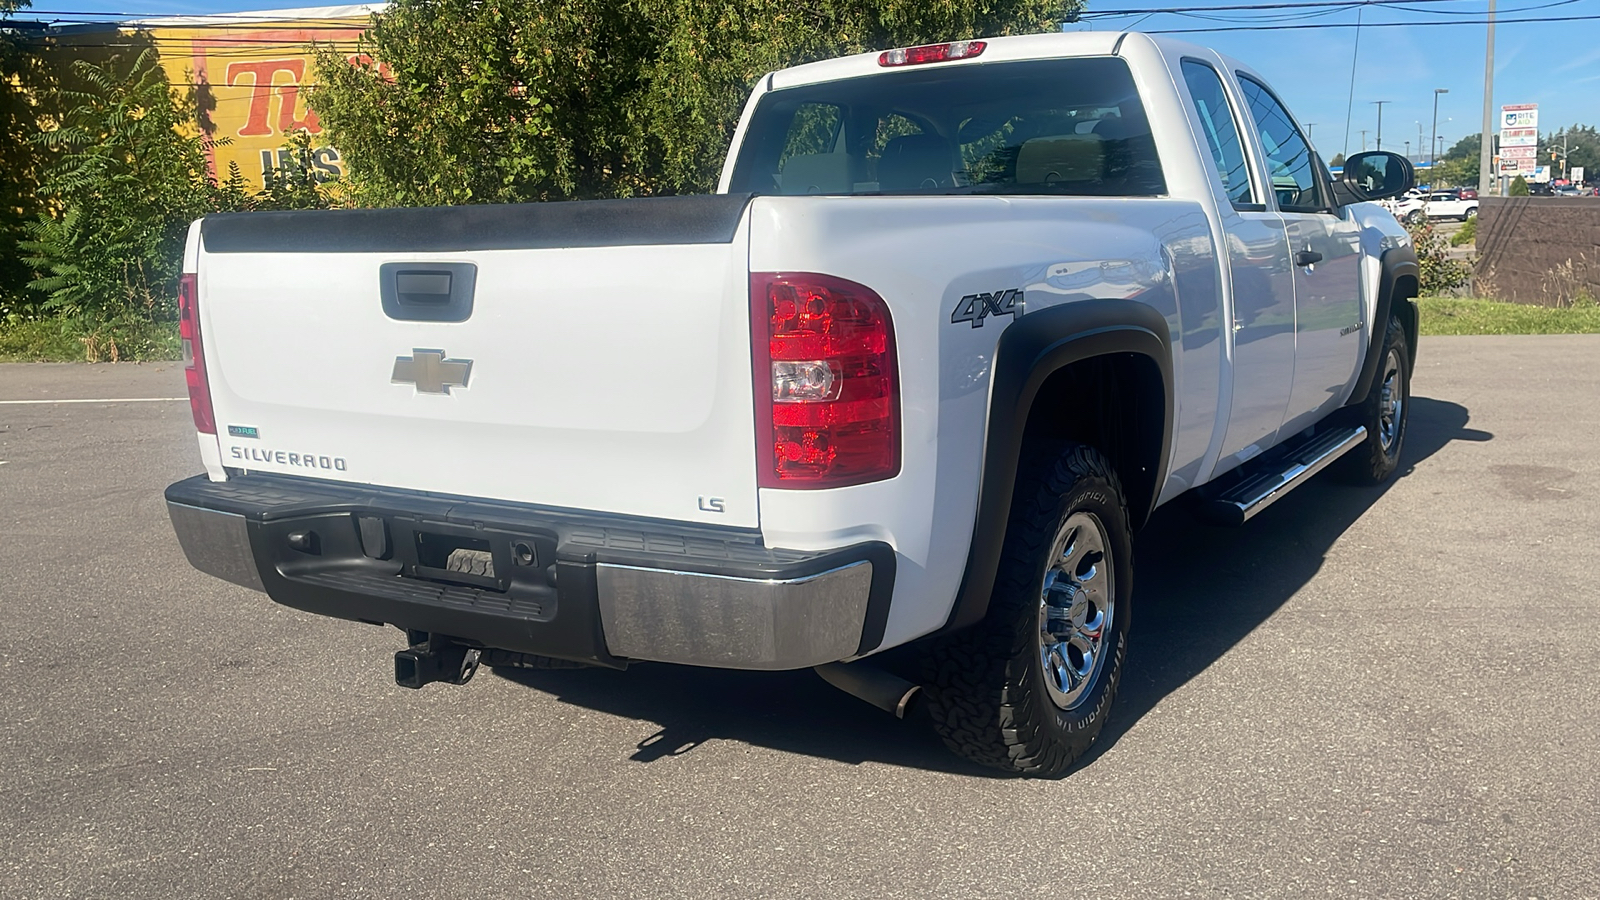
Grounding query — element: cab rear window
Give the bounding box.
[728,57,1165,197]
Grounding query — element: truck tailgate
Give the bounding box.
[193,197,760,528]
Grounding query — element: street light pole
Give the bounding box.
[1372,100,1391,149]
[1480,0,1496,194]
[1431,88,1449,173]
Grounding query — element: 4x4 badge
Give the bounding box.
[950,288,1024,328]
[392,349,472,394]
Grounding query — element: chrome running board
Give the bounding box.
[1201,426,1367,526]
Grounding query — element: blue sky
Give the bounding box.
[17,0,1600,162]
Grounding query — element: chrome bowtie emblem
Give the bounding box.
[391,349,472,394]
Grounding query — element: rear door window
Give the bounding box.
[1180,60,1257,207]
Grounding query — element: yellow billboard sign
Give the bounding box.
[118,6,381,188]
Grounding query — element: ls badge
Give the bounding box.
[392,349,472,395]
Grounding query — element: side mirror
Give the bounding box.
[1336,151,1415,203]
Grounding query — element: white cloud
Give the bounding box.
[1555,47,1600,74]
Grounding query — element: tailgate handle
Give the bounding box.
[380,262,476,322]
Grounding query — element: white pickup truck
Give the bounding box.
[167,32,1420,776]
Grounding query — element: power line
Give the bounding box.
[1081,0,1484,17]
[1342,6,1362,157]
[1146,11,1600,31]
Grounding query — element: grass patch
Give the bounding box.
[0,314,181,362]
[0,315,87,361]
[1419,296,1600,336]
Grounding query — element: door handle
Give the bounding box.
[1294,250,1323,267]
[380,262,477,323]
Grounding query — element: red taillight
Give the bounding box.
[878,40,986,67]
[751,273,899,488]
[177,272,215,434]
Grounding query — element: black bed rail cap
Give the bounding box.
[200,193,756,254]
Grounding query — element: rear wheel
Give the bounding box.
[921,443,1133,777]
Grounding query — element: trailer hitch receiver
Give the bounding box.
[394,631,481,689]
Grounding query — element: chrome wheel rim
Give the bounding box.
[1378,347,1403,454]
[1038,512,1115,711]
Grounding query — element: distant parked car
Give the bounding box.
[1529,182,1554,196]
[1389,190,1479,222]
[1552,185,1584,198]
[1457,188,1478,200]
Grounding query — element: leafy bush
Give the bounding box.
[1405,218,1469,295]
[19,48,225,358]
[1509,175,1530,196]
[18,47,334,360]
[1449,214,1476,246]
[0,304,82,360]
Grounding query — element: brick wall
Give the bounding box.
[1474,197,1600,304]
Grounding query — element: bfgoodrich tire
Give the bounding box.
[921,443,1133,777]
[1336,315,1411,485]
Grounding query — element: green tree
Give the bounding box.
[312,0,1078,207]
[1509,174,1529,196]
[1,0,51,308]
[1442,133,1479,161]
[21,47,226,357]
[1541,125,1600,181]
[1427,133,1481,187]
[1329,152,1346,168]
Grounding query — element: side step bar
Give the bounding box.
[1200,426,1367,526]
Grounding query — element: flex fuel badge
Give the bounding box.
[227,425,260,439]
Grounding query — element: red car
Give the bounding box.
[1457,188,1479,200]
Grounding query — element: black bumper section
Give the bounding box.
[165,474,894,669]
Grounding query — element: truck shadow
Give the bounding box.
[495,395,1488,777]
[1076,394,1490,767]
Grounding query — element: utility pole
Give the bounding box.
[1360,129,1369,151]
[1305,122,1317,144]
[1431,88,1449,173]
[1480,0,1497,195]
[1372,100,1391,150]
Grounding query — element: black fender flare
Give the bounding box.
[1347,246,1419,405]
[941,299,1174,634]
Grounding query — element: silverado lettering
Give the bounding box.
[229,446,347,471]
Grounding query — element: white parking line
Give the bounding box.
[0,397,188,405]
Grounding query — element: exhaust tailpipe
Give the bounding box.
[814,662,922,718]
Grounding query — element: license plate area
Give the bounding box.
[391,518,557,594]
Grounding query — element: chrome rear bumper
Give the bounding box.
[166,474,893,670]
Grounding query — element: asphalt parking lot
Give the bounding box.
[3,336,1597,899]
